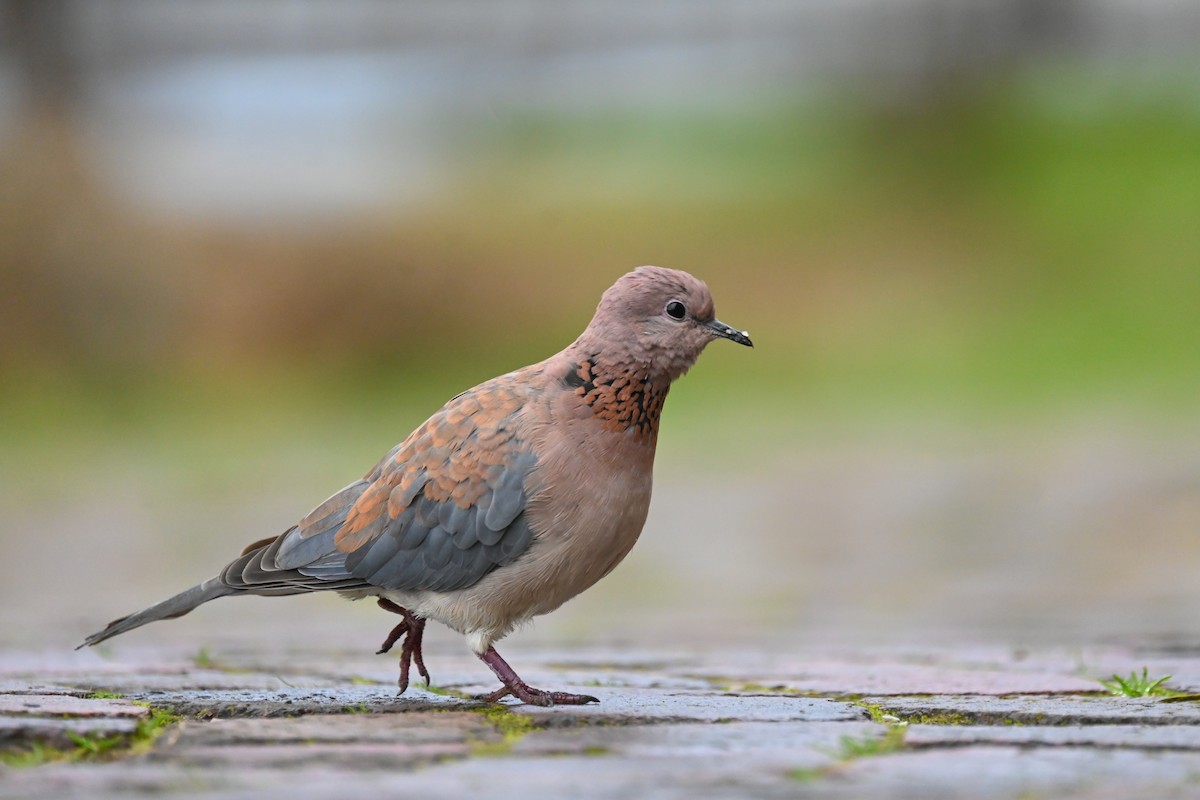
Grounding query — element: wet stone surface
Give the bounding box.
[122,684,457,719]
[3,643,1200,799]
[868,693,1200,726]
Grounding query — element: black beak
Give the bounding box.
[706,318,753,347]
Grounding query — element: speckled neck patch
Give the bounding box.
[564,357,669,441]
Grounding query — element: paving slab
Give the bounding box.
[682,647,1105,695]
[0,693,153,751]
[513,687,867,725]
[868,693,1200,726]
[121,684,461,718]
[143,712,497,772]
[163,712,488,747]
[5,643,1200,800]
[510,718,879,762]
[904,723,1200,750]
[0,716,144,748]
[363,751,814,800]
[819,746,1200,800]
[0,694,150,718]
[47,670,349,694]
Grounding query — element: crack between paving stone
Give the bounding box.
[904,740,1200,753]
[880,710,1200,727]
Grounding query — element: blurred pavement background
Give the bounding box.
[1,0,1198,658]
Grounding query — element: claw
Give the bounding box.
[476,645,599,706]
[375,598,430,693]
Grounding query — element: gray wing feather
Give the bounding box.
[274,480,369,569]
[451,517,479,549]
[484,462,528,531]
[438,501,464,532]
[414,494,441,529]
[79,390,542,649]
[215,404,540,597]
[345,450,538,592]
[421,527,455,569]
[398,520,431,550]
[474,496,501,545]
[212,481,373,594]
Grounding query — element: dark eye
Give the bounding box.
[665,300,687,321]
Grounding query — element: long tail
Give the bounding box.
[77,577,233,649]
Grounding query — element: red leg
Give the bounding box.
[477,645,598,706]
[398,615,427,692]
[375,598,430,693]
[376,619,408,655]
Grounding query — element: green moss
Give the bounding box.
[118,707,181,757]
[1,706,181,768]
[193,647,215,669]
[703,676,860,699]
[86,691,126,700]
[855,701,896,725]
[1160,694,1200,704]
[856,699,975,726]
[788,724,907,783]
[469,706,538,757]
[787,767,827,783]
[902,711,974,726]
[479,706,537,738]
[789,701,910,783]
[837,726,907,760]
[1,742,73,768]
[189,646,249,675]
[718,681,806,695]
[65,729,127,758]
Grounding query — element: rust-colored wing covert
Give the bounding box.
[196,376,538,597]
[334,376,538,592]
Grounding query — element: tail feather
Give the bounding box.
[77,577,233,649]
[77,514,368,650]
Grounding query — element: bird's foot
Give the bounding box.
[375,598,430,693]
[476,644,599,706]
[477,683,599,707]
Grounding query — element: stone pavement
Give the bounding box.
[4,640,1200,799]
[3,428,1199,797]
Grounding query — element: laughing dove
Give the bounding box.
[80,266,752,705]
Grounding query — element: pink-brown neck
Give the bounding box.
[554,265,733,443]
[561,348,670,443]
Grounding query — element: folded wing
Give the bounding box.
[225,377,539,595]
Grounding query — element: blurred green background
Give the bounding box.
[2,1,1198,654]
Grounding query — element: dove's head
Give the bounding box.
[581,266,752,383]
